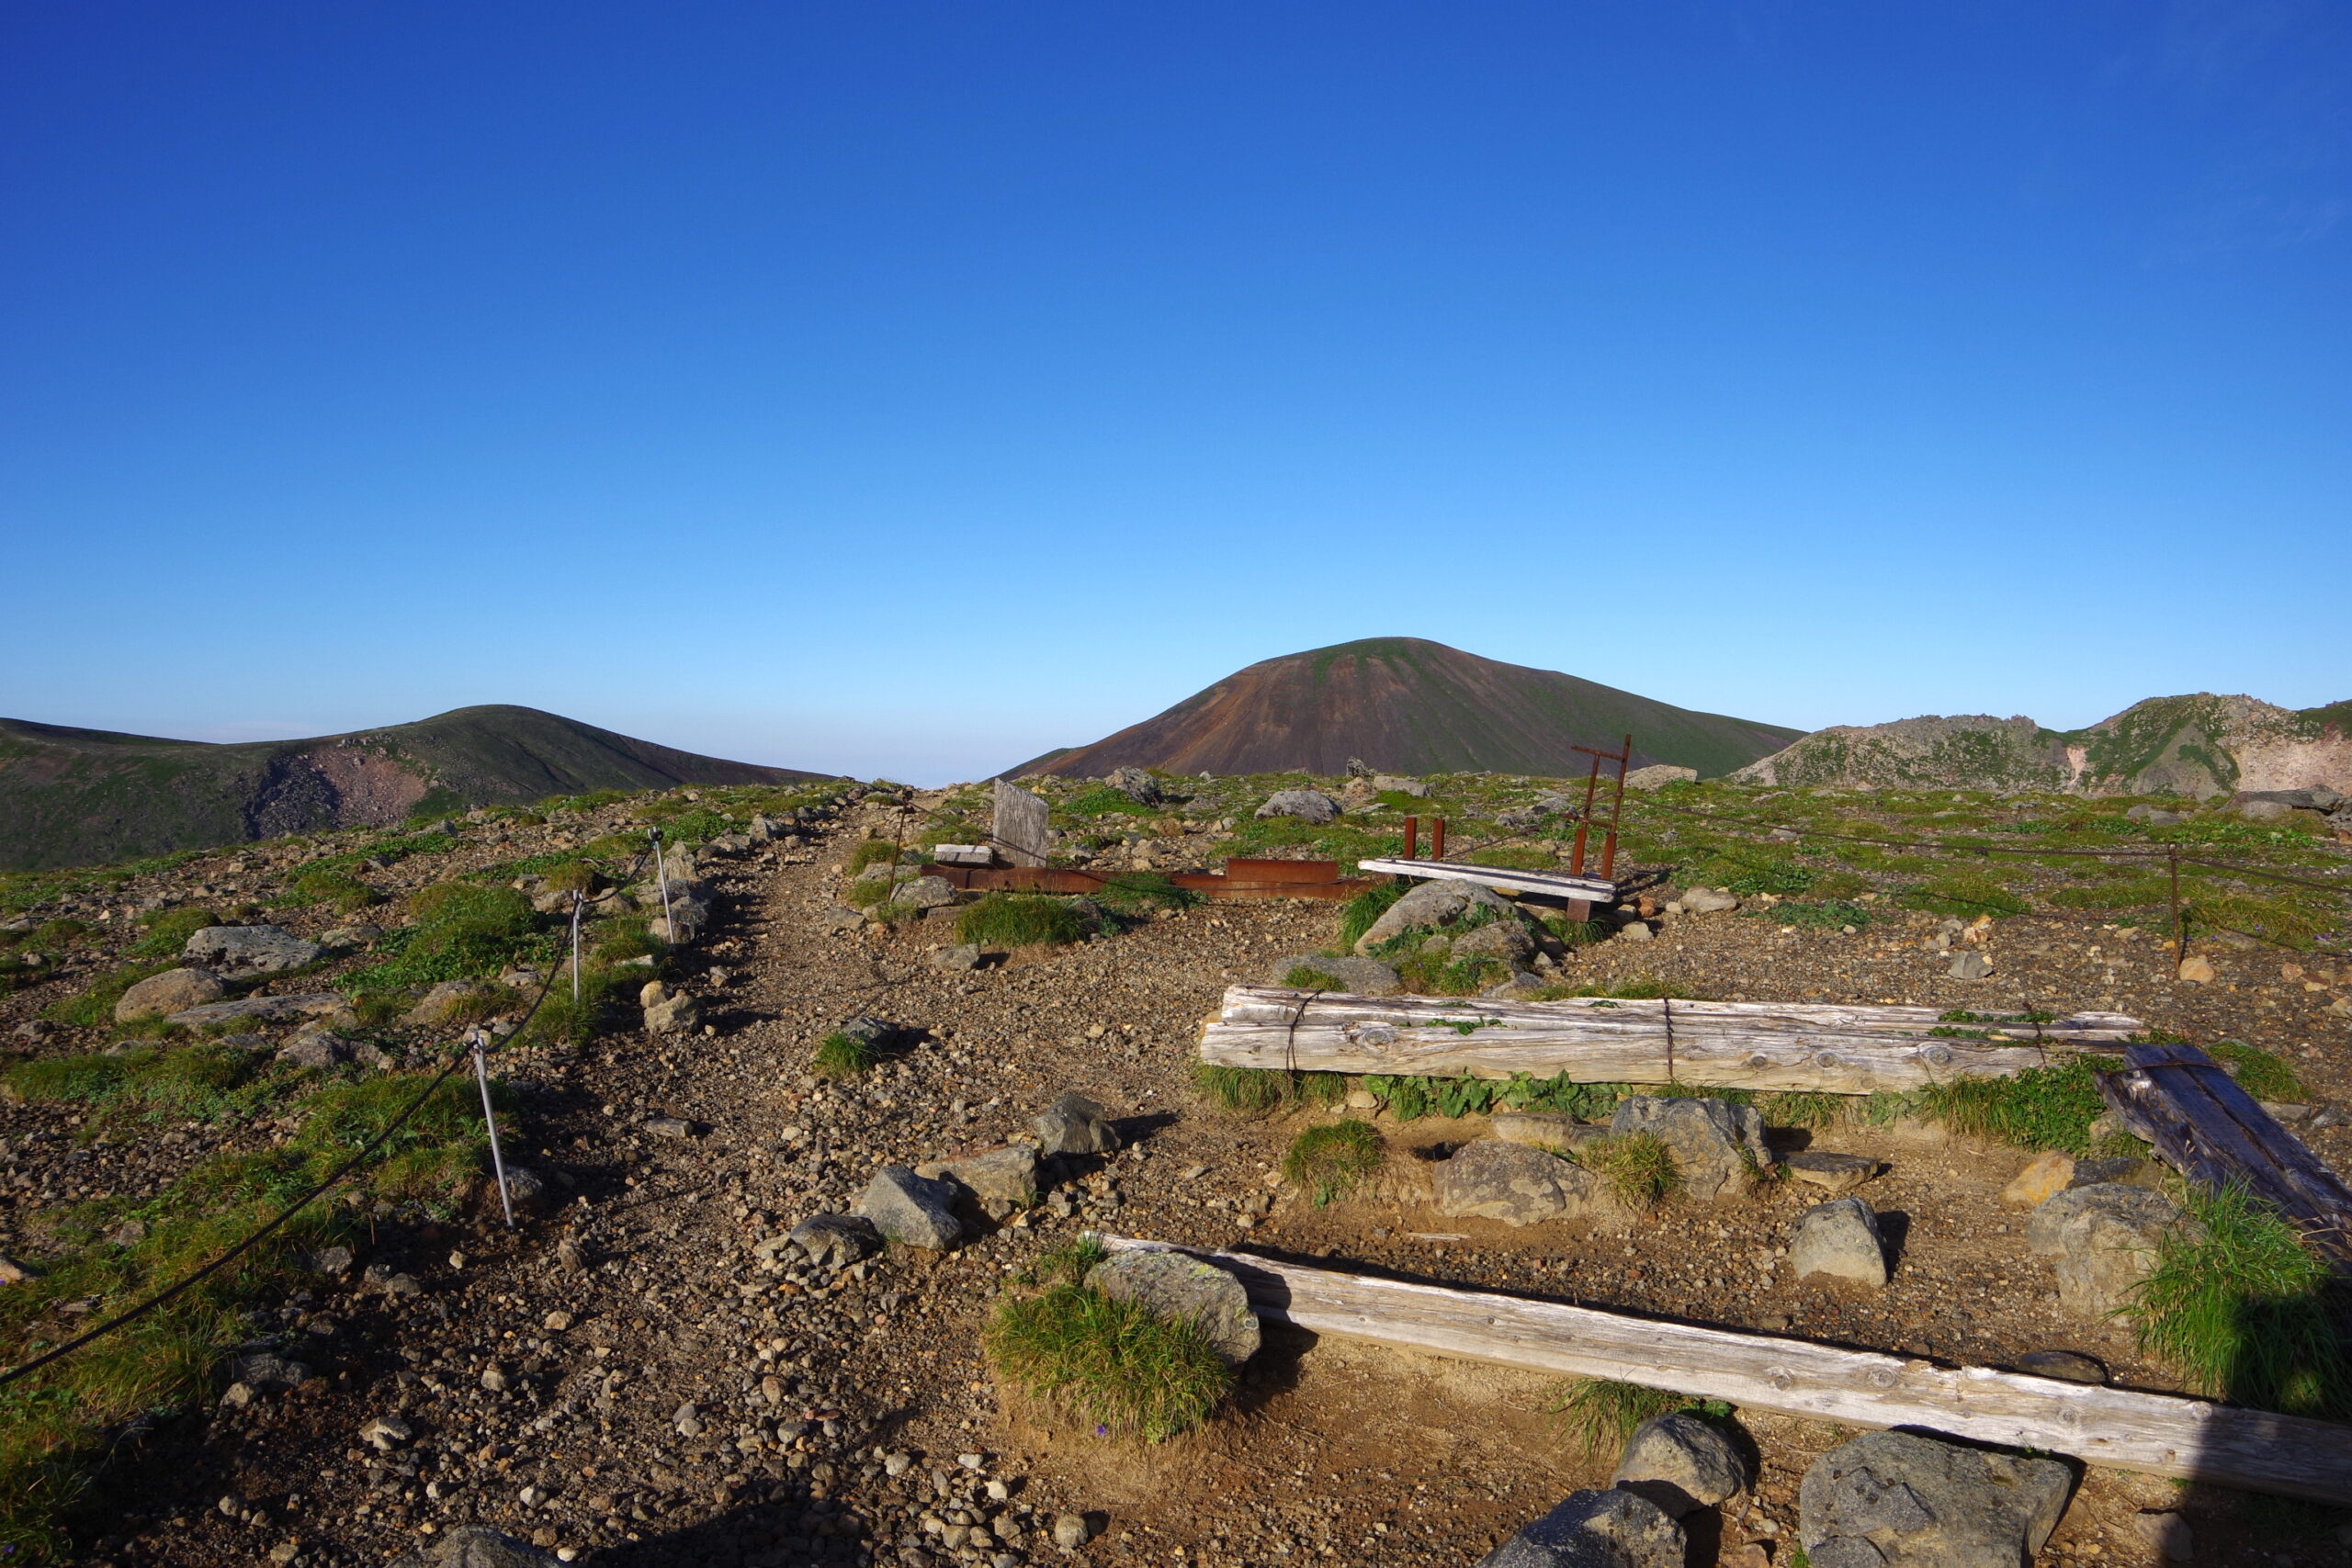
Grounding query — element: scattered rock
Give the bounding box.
[305,1246,355,1277]
[1105,767,1163,806]
[854,1167,967,1249]
[166,991,352,1028]
[1791,1197,1888,1287]
[890,875,958,911]
[2132,1511,2194,1562]
[1623,765,1699,790]
[1033,1091,1120,1156]
[402,979,503,1028]
[181,925,322,976]
[1432,1140,1617,1225]
[2015,1350,2107,1385]
[1264,954,1403,995]
[114,967,226,1022]
[1946,950,1994,981]
[1255,790,1340,825]
[2001,1152,2075,1208]
[1353,877,1522,955]
[1608,1097,1770,1201]
[1051,1515,1093,1549]
[922,1145,1040,1217]
[386,1524,562,1568]
[1490,1112,1605,1151]
[1678,887,1741,915]
[643,992,705,1034]
[641,1115,695,1139]
[226,1352,310,1392]
[359,1414,413,1450]
[1373,774,1429,797]
[1784,1152,1882,1196]
[2177,954,2216,985]
[276,1032,355,1069]
[787,1213,885,1269]
[1476,1488,1686,1568]
[1453,920,1537,965]
[932,944,984,971]
[2028,1183,2190,1316]
[1086,1249,1261,1365]
[0,1256,36,1285]
[1611,1412,1750,1518]
[1798,1429,2070,1568]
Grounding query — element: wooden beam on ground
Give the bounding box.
[1096,1235,2352,1506]
[1200,985,2144,1095]
[1355,857,1616,905]
[2100,1042,2352,1270]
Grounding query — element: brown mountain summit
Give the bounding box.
[1012,637,1803,781]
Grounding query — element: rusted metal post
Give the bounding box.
[1599,734,1633,881]
[1432,818,1447,861]
[1402,817,1418,861]
[1570,753,1604,874]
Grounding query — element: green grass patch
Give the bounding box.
[1545,1379,1731,1458]
[126,907,221,959]
[346,884,546,993]
[1282,964,1347,991]
[1336,881,1406,952]
[1463,847,1558,872]
[1282,1120,1384,1206]
[955,895,1095,948]
[985,1282,1235,1442]
[2128,1183,2348,1419]
[1192,1064,1347,1116]
[1083,872,1198,914]
[1059,786,1159,820]
[845,839,902,874]
[1761,1092,1849,1130]
[288,865,380,915]
[813,1032,882,1079]
[2209,1042,2305,1103]
[1575,1133,1679,1210]
[1897,874,2030,919]
[1912,1057,2115,1154]
[5,1046,276,1127]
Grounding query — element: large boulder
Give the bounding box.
[1433,1140,1617,1226]
[113,967,226,1022]
[180,925,322,976]
[1476,1489,1686,1568]
[1255,790,1339,825]
[2027,1183,2190,1316]
[1799,1429,2071,1568]
[1612,1412,1751,1517]
[1453,920,1537,966]
[1791,1198,1889,1287]
[1104,767,1164,805]
[1354,877,1523,955]
[1608,1097,1770,1201]
[1265,954,1404,995]
[854,1167,966,1249]
[1086,1249,1261,1365]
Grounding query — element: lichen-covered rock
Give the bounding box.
[1476,1488,1686,1568]
[2028,1183,2190,1316]
[114,967,225,1021]
[1799,1429,2070,1568]
[1034,1090,1120,1156]
[1791,1197,1889,1287]
[401,978,502,1028]
[890,875,958,911]
[1608,1097,1770,1201]
[786,1213,884,1269]
[1612,1412,1751,1517]
[1264,954,1404,995]
[1086,1249,1260,1365]
[1354,877,1523,955]
[1433,1140,1615,1226]
[1255,789,1339,824]
[181,924,322,976]
[921,1145,1039,1217]
[1453,920,1537,965]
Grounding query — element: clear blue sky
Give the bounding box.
[4,3,2345,783]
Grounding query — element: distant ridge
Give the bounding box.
[0,705,834,871]
[1010,637,1804,782]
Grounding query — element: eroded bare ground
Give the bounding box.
[44,797,2352,1568]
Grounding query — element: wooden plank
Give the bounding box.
[1202,986,2143,1095]
[1356,857,1617,904]
[2099,1043,2352,1269]
[993,781,1051,868]
[1096,1235,2352,1505]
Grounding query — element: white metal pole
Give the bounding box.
[472,1032,515,1230]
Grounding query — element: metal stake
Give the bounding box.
[1431,818,1447,861]
[1402,818,1418,861]
[569,891,583,1004]
[472,1032,514,1230]
[654,829,675,945]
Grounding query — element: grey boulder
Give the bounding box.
[1105,766,1164,805]
[1799,1429,2071,1568]
[1255,789,1340,825]
[854,1167,966,1249]
[1453,919,1537,966]
[890,875,959,911]
[1034,1091,1120,1156]
[1678,887,1741,915]
[920,1145,1040,1217]
[114,967,226,1022]
[1086,1248,1261,1365]
[643,992,704,1034]
[787,1213,885,1269]
[1354,877,1522,954]
[1433,1140,1616,1226]
[1476,1488,1686,1568]
[181,925,322,976]
[2027,1183,2190,1316]
[1791,1198,1889,1287]
[1608,1097,1770,1201]
[1611,1411,1751,1517]
[387,1525,560,1568]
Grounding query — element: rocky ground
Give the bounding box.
[2,783,2350,1568]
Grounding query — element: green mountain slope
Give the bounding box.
[0,705,832,870]
[1009,637,1804,781]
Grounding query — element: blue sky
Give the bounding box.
[3,2,2345,783]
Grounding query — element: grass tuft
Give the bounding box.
[985,1282,1234,1441]
[954,894,1094,948]
[813,1031,882,1078]
[845,839,902,874]
[1544,1379,1729,1457]
[1576,1133,1680,1210]
[1337,881,1407,951]
[1283,964,1347,991]
[2208,1042,2305,1104]
[1282,1120,1384,1206]
[1912,1057,2113,1154]
[2128,1183,2348,1418]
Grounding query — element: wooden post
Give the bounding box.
[993,780,1051,868]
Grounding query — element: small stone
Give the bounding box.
[1051,1515,1091,1549]
[2001,1152,2075,1209]
[2132,1511,2194,1562]
[642,1115,694,1139]
[673,1402,703,1437]
[1255,790,1339,825]
[1476,1489,1685,1568]
[932,944,984,972]
[1791,1198,1887,1287]
[0,1256,30,1285]
[1033,1091,1120,1156]
[1433,1139,1618,1225]
[480,1364,509,1393]
[1086,1249,1261,1365]
[2014,1350,2108,1385]
[854,1167,966,1249]
[1611,1412,1750,1517]
[644,993,704,1034]
[788,1213,886,1268]
[542,1310,574,1332]
[2177,954,2216,984]
[1946,950,1994,981]
[1799,1430,2070,1568]
[1678,887,1741,915]
[884,1450,914,1476]
[1783,1152,1881,1196]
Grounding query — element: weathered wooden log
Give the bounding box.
[1201,986,2143,1095]
[1355,857,1615,904]
[1097,1234,2352,1505]
[2099,1042,2352,1270]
